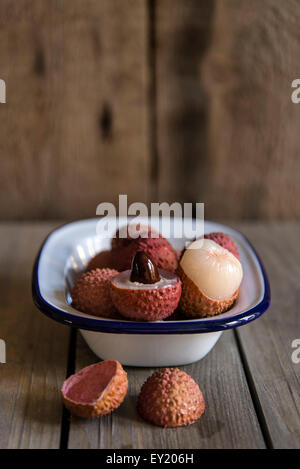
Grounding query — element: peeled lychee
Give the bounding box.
[110,252,181,321]
[178,239,243,318]
[138,368,205,428]
[204,232,240,260]
[71,268,119,318]
[61,360,128,419]
[86,250,118,272]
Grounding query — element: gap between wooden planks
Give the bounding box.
[1,222,299,448]
[66,330,265,449]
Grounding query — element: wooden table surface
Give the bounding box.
[0,221,299,449]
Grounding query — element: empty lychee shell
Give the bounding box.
[111,236,179,273]
[204,232,240,260]
[86,250,119,271]
[178,239,243,318]
[138,368,205,428]
[110,269,181,321]
[61,360,128,418]
[71,268,119,318]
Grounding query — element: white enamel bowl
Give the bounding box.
[32,218,270,367]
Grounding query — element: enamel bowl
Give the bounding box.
[32,218,270,367]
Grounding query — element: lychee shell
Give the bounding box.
[111,237,178,273]
[71,268,118,318]
[204,232,240,260]
[111,224,162,250]
[177,264,239,318]
[110,272,181,321]
[138,368,205,428]
[86,250,119,271]
[61,360,128,419]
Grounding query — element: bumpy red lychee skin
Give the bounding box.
[204,232,240,260]
[111,237,178,273]
[110,270,182,321]
[86,250,119,272]
[138,368,205,428]
[177,264,239,318]
[164,307,186,321]
[111,224,162,250]
[61,360,128,419]
[71,268,119,318]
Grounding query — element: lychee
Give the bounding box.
[71,268,119,318]
[111,236,178,273]
[112,223,162,250]
[178,238,243,318]
[164,307,186,321]
[86,250,118,272]
[204,232,240,260]
[138,368,205,428]
[110,252,181,321]
[61,360,128,419]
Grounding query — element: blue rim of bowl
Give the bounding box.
[32,220,271,334]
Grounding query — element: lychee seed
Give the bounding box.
[130,251,160,284]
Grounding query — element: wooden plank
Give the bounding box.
[68,330,265,449]
[155,0,215,205]
[0,0,150,220]
[155,0,300,219]
[0,222,69,449]
[233,222,300,449]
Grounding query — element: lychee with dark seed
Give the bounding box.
[110,252,181,321]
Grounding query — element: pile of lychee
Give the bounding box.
[71,223,243,320]
[62,360,205,428]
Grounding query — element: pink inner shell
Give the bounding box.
[63,361,117,404]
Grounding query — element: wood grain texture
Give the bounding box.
[0,221,299,448]
[68,331,265,449]
[156,0,300,219]
[232,222,300,449]
[0,1,299,220]
[0,0,150,220]
[155,0,215,204]
[0,222,69,449]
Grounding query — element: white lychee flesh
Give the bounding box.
[180,239,243,301]
[112,269,178,290]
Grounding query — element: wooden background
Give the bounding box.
[0,0,299,221]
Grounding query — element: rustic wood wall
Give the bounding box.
[0,0,299,220]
